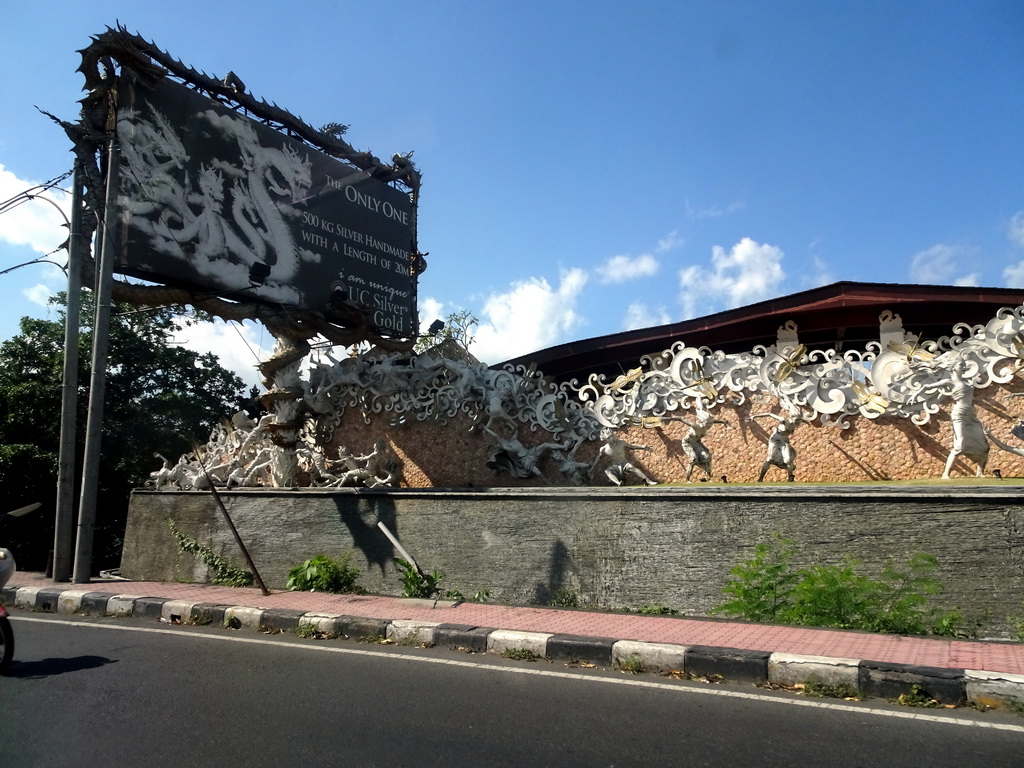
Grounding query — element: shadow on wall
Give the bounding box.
[829,439,890,481]
[978,386,1019,422]
[649,427,684,469]
[333,495,397,575]
[533,539,573,605]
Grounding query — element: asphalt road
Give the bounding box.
[1,614,1021,767]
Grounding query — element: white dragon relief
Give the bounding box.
[118,101,317,305]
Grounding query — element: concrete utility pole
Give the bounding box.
[53,164,85,582]
[72,145,120,583]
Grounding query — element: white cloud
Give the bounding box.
[800,254,835,290]
[622,301,672,331]
[909,244,977,285]
[595,231,681,284]
[1008,211,1024,248]
[655,231,684,253]
[418,297,446,328]
[596,253,659,284]
[0,164,71,254]
[23,283,53,307]
[173,319,272,391]
[1004,261,1024,288]
[678,265,703,319]
[17,261,66,305]
[678,237,786,319]
[472,268,588,364]
[684,199,746,220]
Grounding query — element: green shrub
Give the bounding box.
[713,534,799,622]
[394,557,444,599]
[287,554,360,594]
[713,536,968,636]
[785,559,884,630]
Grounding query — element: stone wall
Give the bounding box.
[321,374,1024,487]
[122,485,1024,638]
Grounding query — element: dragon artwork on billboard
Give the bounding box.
[49,26,424,351]
[114,74,416,337]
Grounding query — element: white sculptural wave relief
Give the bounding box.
[152,302,1024,489]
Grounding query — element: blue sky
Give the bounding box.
[2,1,1023,388]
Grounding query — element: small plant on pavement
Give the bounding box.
[618,653,646,674]
[443,588,489,602]
[547,588,580,608]
[502,647,541,662]
[295,623,338,640]
[637,604,679,615]
[394,557,444,599]
[801,679,860,699]
[897,684,940,708]
[287,554,360,594]
[1008,603,1024,642]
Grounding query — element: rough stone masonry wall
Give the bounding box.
[323,373,1024,487]
[121,486,1024,638]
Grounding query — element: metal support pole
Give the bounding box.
[53,164,85,582]
[204,481,271,597]
[72,144,120,583]
[376,521,420,573]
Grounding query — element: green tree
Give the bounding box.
[0,292,246,572]
[414,309,478,354]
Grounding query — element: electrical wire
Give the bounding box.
[0,170,75,276]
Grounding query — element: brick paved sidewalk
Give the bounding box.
[9,571,1024,676]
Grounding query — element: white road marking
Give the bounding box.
[15,614,1024,733]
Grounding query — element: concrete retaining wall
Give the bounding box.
[121,485,1024,638]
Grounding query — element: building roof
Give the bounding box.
[497,281,1024,384]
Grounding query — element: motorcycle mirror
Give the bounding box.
[6,502,41,518]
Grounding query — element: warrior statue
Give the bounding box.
[752,401,804,482]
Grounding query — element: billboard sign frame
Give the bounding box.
[56,25,425,347]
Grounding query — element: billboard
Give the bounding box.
[113,75,416,337]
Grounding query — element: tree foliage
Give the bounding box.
[413,309,478,354]
[0,292,246,571]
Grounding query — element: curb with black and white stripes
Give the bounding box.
[4,584,1023,710]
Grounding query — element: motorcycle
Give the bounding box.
[0,547,14,673]
[0,502,38,674]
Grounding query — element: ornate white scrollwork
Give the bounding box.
[153,301,1024,488]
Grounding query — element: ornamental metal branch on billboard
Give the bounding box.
[55,26,424,344]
